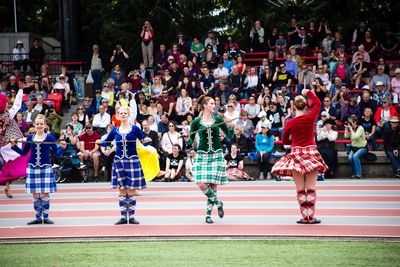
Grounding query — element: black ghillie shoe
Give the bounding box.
[114,218,128,225]
[128,218,140,224]
[205,216,213,224]
[43,219,54,224]
[296,218,309,224]
[27,218,43,225]
[217,202,224,218]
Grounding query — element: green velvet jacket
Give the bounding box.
[188,115,234,153]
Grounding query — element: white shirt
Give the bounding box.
[92,112,111,128]
[213,67,229,81]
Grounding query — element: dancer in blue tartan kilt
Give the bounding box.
[11,114,67,225]
[184,95,234,224]
[97,107,152,225]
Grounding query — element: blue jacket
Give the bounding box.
[255,134,274,153]
[12,134,64,167]
[101,125,145,159]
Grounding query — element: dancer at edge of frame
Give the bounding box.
[184,95,234,224]
[10,114,67,225]
[0,88,29,198]
[271,89,328,224]
[96,107,152,225]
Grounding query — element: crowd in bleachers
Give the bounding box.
[1,18,400,181]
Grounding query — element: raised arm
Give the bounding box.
[305,89,321,120]
[9,89,24,119]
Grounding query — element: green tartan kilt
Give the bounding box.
[192,150,229,185]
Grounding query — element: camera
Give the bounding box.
[115,45,122,52]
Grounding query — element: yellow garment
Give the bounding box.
[119,98,128,107]
[136,141,160,181]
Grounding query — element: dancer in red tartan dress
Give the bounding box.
[272,89,328,224]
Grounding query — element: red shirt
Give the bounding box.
[80,132,100,151]
[282,91,321,147]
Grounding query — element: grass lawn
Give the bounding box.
[0,240,399,267]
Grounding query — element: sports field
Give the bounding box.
[1,240,400,267]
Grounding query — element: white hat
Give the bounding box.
[260,120,271,129]
[321,111,330,118]
[16,40,23,45]
[362,85,370,90]
[395,68,400,74]
[167,55,174,61]
[257,111,267,118]
[9,75,16,80]
[375,81,384,86]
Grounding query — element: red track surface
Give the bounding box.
[1,182,399,240]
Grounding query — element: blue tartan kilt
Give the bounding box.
[26,164,57,194]
[111,156,146,190]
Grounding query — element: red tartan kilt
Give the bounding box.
[226,168,251,179]
[272,145,328,177]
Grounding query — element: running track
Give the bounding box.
[0,180,399,241]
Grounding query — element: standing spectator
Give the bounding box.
[224,144,252,181]
[249,20,265,52]
[29,39,45,75]
[12,40,28,72]
[267,26,278,51]
[316,119,338,178]
[110,44,129,70]
[352,21,369,48]
[89,44,104,94]
[177,32,189,56]
[255,121,274,179]
[383,116,400,178]
[205,45,217,68]
[345,118,367,178]
[140,21,154,68]
[287,18,299,47]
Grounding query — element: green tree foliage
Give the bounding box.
[1,0,398,67]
